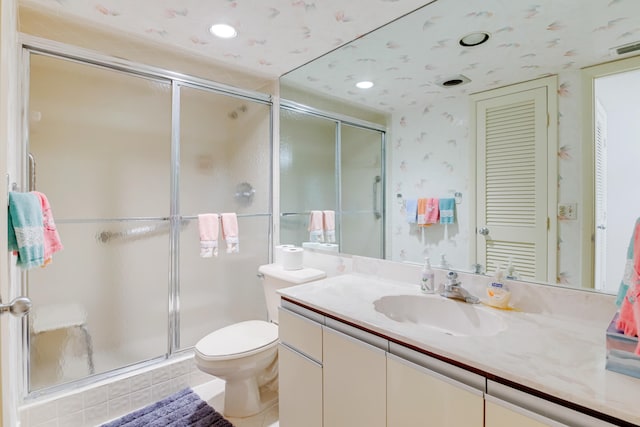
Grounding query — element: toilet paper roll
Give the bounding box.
[274,244,296,265]
[281,247,304,270]
[302,242,321,250]
[317,243,339,253]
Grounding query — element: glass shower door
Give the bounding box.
[340,124,385,258]
[26,53,172,391]
[280,108,337,245]
[279,106,385,257]
[177,85,272,349]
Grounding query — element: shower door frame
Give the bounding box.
[279,100,387,258]
[16,35,274,400]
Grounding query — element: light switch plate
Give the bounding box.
[558,203,577,220]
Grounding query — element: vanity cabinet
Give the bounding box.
[387,353,484,427]
[278,301,623,427]
[322,325,386,427]
[485,380,619,427]
[278,307,323,427]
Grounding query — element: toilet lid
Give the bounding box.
[195,320,278,360]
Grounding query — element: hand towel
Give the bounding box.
[198,214,219,258]
[32,192,63,266]
[616,217,640,354]
[426,198,440,224]
[416,198,428,226]
[8,192,45,269]
[323,210,336,243]
[308,210,324,242]
[405,199,418,224]
[439,198,456,224]
[221,213,239,253]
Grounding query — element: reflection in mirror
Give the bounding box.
[280,0,640,293]
[279,106,386,258]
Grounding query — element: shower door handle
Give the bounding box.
[373,175,382,220]
[28,152,36,191]
[0,296,32,317]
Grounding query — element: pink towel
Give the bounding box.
[32,191,63,266]
[323,210,335,243]
[308,210,324,242]
[425,198,440,224]
[221,213,239,253]
[617,220,640,354]
[197,214,219,258]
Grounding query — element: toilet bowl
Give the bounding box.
[194,263,326,418]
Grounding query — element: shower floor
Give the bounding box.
[30,347,137,391]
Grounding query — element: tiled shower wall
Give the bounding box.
[20,355,211,427]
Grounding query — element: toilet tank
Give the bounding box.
[258,264,326,324]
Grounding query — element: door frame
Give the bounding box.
[1,0,22,425]
[469,75,558,283]
[582,55,640,293]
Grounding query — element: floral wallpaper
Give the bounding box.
[388,68,584,286]
[282,0,640,111]
[281,0,640,287]
[20,0,433,77]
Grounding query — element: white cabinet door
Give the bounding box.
[278,344,323,427]
[323,326,386,427]
[485,395,567,427]
[387,354,484,427]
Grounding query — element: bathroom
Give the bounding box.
[2,0,640,426]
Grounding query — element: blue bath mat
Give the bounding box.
[101,388,234,427]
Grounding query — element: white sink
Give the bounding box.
[373,295,506,337]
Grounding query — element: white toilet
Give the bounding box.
[194,263,326,418]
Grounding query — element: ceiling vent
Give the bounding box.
[436,74,471,88]
[611,40,640,56]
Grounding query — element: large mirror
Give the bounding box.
[280,0,640,294]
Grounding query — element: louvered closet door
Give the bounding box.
[476,87,548,281]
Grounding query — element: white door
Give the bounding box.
[472,77,557,282]
[1,0,23,425]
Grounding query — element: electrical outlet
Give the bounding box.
[558,203,577,220]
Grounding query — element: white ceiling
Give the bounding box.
[20,0,434,78]
[282,0,640,112]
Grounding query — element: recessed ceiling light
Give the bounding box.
[459,31,490,47]
[436,74,471,88]
[209,24,238,39]
[356,81,374,89]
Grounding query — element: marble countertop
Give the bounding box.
[279,272,640,425]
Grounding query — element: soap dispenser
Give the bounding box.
[505,257,519,280]
[439,253,451,270]
[485,264,512,309]
[420,257,435,294]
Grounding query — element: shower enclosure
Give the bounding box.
[279,103,386,258]
[21,41,272,395]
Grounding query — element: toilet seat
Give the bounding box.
[195,320,278,362]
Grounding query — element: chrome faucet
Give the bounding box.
[440,271,480,304]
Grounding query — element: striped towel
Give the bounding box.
[8,192,45,269]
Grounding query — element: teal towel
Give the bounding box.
[7,192,44,269]
[439,198,456,224]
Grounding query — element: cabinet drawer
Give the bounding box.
[278,307,323,362]
[485,395,567,427]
